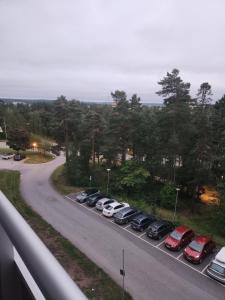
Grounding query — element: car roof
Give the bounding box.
[133,214,151,221]
[150,220,169,228]
[215,247,225,263]
[175,225,192,234]
[118,207,134,215]
[193,236,211,245]
[98,197,111,203]
[108,202,120,208]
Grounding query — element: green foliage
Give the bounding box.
[7,127,30,151]
[116,161,150,194]
[160,184,176,209]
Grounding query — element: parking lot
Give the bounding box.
[65,193,224,289]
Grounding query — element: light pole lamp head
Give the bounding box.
[176,187,180,192]
[106,168,111,172]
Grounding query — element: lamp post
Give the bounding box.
[106,168,111,195]
[173,187,180,222]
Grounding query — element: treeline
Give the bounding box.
[1,69,225,211]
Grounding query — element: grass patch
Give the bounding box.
[0,147,15,154]
[25,152,54,164]
[0,170,132,300]
[51,165,83,195]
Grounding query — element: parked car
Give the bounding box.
[207,247,225,283]
[2,153,14,160]
[164,226,194,251]
[95,198,115,211]
[183,236,216,264]
[102,202,129,217]
[146,220,175,240]
[131,214,156,232]
[75,188,99,203]
[113,207,141,225]
[14,153,26,161]
[86,193,106,207]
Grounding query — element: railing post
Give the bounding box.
[0,224,21,300]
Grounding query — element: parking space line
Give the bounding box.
[124,224,131,229]
[156,239,166,248]
[65,194,225,289]
[177,252,184,259]
[201,263,210,274]
[139,232,146,238]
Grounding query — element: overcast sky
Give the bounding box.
[0,0,225,102]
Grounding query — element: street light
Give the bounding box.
[106,168,111,195]
[173,187,180,222]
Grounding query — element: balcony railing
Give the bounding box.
[0,190,87,300]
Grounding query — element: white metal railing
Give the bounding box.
[0,190,87,300]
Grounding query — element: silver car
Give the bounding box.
[95,198,115,211]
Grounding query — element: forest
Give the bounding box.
[1,69,225,234]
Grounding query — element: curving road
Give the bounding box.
[0,155,224,300]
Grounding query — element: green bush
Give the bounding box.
[160,184,176,209]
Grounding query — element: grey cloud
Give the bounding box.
[0,0,225,101]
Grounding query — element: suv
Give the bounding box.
[113,207,141,225]
[164,226,194,251]
[131,214,156,232]
[75,188,99,203]
[207,247,225,283]
[146,220,174,240]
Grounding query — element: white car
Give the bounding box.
[102,202,129,217]
[1,153,14,160]
[95,198,115,211]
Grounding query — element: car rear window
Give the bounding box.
[132,219,140,225]
[105,205,112,210]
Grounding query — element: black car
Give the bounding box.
[14,153,26,161]
[75,188,99,203]
[86,193,106,207]
[113,207,141,225]
[131,214,157,232]
[146,220,175,240]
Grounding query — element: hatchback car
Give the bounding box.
[207,247,225,284]
[164,226,194,251]
[113,207,141,225]
[131,214,156,232]
[86,193,106,207]
[75,188,99,203]
[146,220,175,240]
[95,198,115,211]
[183,236,216,264]
[102,202,129,217]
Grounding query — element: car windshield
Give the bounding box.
[170,230,182,241]
[188,241,204,252]
[105,205,112,210]
[210,263,225,275]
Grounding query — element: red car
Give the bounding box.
[183,236,216,264]
[164,226,194,251]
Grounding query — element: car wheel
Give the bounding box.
[141,227,144,232]
[199,258,203,264]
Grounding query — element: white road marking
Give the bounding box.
[177,252,184,259]
[156,239,166,248]
[124,224,131,229]
[201,263,210,274]
[140,232,146,238]
[65,194,225,289]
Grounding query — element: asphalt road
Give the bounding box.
[0,156,224,300]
